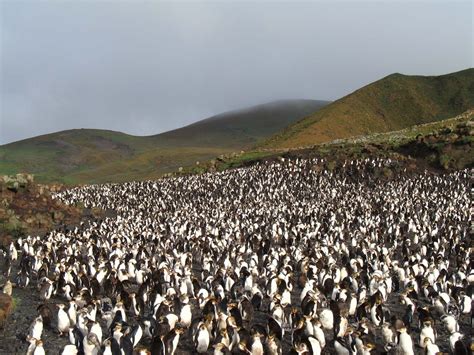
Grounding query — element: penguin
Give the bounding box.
[83,332,101,355]
[143,316,157,339]
[61,344,79,355]
[397,327,414,355]
[69,326,84,354]
[381,322,396,351]
[448,332,465,354]
[459,293,471,314]
[442,314,459,334]
[90,321,103,344]
[250,332,264,355]
[57,303,71,336]
[38,279,54,301]
[267,316,283,343]
[26,335,38,355]
[334,336,352,355]
[402,304,414,331]
[309,319,325,349]
[32,340,45,355]
[213,342,230,355]
[419,320,436,348]
[29,316,43,341]
[15,267,30,288]
[423,338,440,355]
[305,335,322,355]
[164,325,185,355]
[150,335,166,355]
[264,333,282,355]
[195,323,210,353]
[102,338,113,355]
[251,287,263,311]
[68,301,78,326]
[119,333,134,355]
[37,304,53,329]
[319,308,334,330]
[177,295,192,328]
[126,323,143,348]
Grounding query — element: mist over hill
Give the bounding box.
[0,100,328,184]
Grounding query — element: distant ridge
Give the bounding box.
[262,68,474,148]
[0,99,328,184]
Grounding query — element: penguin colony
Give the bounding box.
[1,158,472,355]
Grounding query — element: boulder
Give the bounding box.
[0,293,13,329]
[6,181,19,193]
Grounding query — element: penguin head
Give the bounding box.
[174,324,185,334]
[35,339,44,348]
[364,342,376,351]
[213,343,228,352]
[423,337,433,347]
[86,333,100,347]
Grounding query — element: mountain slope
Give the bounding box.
[0,100,328,184]
[193,110,473,174]
[159,99,328,147]
[262,68,474,148]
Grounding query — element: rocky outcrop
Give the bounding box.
[0,174,34,193]
[0,173,85,246]
[0,293,13,328]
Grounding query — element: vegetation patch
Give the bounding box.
[262,69,474,149]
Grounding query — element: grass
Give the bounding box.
[206,110,473,173]
[0,100,326,184]
[11,296,20,310]
[216,151,274,171]
[262,68,474,149]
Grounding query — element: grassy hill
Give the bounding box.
[192,110,473,174]
[262,69,474,149]
[0,100,327,184]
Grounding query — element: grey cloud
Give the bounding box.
[0,1,472,144]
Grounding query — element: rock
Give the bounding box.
[52,210,64,222]
[15,174,28,188]
[0,293,13,329]
[6,181,19,193]
[25,174,34,183]
[447,133,459,142]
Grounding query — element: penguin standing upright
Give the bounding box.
[29,316,43,341]
[57,304,71,336]
[397,327,414,355]
[164,326,184,355]
[194,323,210,353]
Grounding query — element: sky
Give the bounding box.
[0,1,472,144]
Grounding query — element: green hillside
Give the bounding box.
[0,100,327,184]
[262,69,474,149]
[192,110,474,174]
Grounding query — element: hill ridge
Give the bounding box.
[0,99,327,184]
[262,68,474,148]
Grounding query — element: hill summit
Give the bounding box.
[0,100,327,184]
[262,68,474,148]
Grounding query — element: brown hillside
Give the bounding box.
[262,68,474,148]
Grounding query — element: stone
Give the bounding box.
[0,293,13,329]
